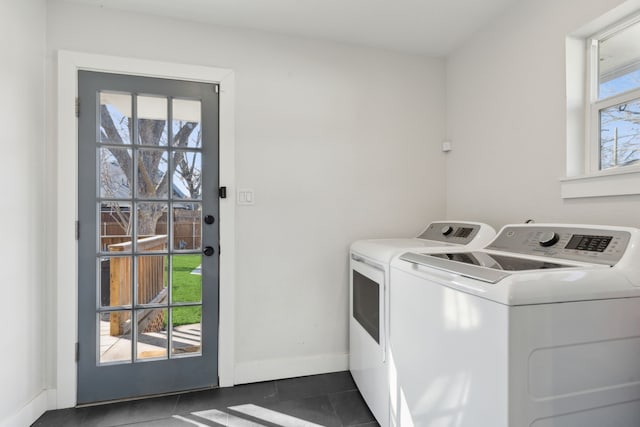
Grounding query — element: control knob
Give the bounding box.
[538,232,559,247]
[441,225,454,236]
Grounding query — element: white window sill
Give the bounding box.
[560,166,640,198]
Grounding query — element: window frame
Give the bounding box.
[562,10,640,199]
[586,14,640,174]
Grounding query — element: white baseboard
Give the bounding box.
[47,389,59,409]
[233,353,349,385]
[0,389,52,427]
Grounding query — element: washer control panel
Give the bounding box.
[417,222,481,244]
[487,225,631,265]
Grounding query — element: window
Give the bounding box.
[561,10,640,199]
[588,15,640,172]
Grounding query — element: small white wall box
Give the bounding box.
[442,140,452,152]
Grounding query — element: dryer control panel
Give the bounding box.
[487,225,631,266]
[417,222,482,244]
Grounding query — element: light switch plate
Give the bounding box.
[237,188,255,205]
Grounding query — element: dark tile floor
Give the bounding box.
[32,371,379,427]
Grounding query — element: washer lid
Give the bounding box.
[399,251,578,284]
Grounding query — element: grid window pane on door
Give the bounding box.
[595,17,640,170]
[97,91,204,364]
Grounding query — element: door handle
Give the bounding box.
[203,246,215,256]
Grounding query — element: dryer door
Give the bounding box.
[351,255,385,358]
[353,268,381,344]
[350,254,389,426]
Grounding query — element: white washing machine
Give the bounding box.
[389,223,640,427]
[350,221,496,427]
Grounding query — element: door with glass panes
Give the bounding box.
[77,71,219,404]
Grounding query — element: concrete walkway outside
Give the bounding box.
[100,321,202,362]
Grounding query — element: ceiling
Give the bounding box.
[63,0,521,56]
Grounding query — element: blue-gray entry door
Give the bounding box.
[77,71,219,404]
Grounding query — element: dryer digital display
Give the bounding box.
[453,227,473,238]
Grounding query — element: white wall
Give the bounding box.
[46,0,446,386]
[445,0,640,230]
[0,1,48,426]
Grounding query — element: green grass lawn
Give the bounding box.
[169,254,202,326]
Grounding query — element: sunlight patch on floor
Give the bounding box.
[230,404,325,427]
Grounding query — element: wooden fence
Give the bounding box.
[108,235,168,336]
[101,208,201,250]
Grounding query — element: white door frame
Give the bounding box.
[55,50,236,408]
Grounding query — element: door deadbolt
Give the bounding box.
[203,246,215,256]
[204,215,215,225]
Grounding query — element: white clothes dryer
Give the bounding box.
[389,223,640,427]
[349,221,496,426]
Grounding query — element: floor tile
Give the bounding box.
[245,395,342,427]
[119,415,202,426]
[322,371,357,394]
[32,407,89,427]
[188,408,264,426]
[79,394,179,427]
[328,390,376,426]
[174,381,278,415]
[275,371,358,402]
[275,374,330,401]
